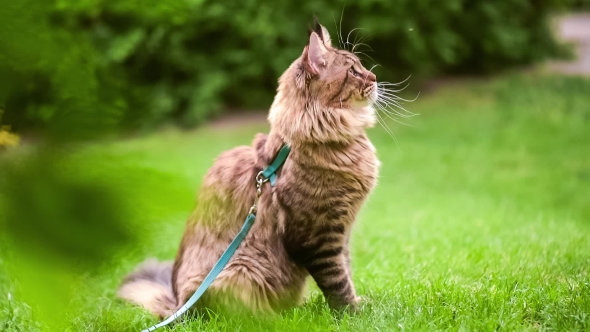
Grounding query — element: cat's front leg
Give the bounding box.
[282,209,360,311]
[303,238,359,311]
[341,233,362,304]
[342,231,352,277]
[307,252,359,311]
[285,225,359,310]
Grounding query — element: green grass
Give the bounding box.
[1,73,590,331]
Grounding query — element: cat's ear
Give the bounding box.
[319,25,332,48]
[313,16,332,48]
[305,31,329,76]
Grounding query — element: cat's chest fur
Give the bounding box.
[273,136,379,228]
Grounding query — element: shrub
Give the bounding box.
[567,0,590,10]
[0,0,569,136]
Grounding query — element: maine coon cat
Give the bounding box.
[119,18,381,318]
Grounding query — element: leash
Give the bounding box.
[141,144,291,332]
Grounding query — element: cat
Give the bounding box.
[118,17,380,318]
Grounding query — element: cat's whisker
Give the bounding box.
[377,85,409,91]
[332,14,344,49]
[378,85,410,93]
[379,83,408,89]
[377,81,409,86]
[351,33,373,53]
[377,88,409,99]
[379,110,413,126]
[382,95,419,104]
[375,104,416,127]
[347,33,370,55]
[378,90,414,103]
[378,106,403,117]
[374,99,410,118]
[379,107,416,121]
[377,97,418,118]
[378,81,410,88]
[338,7,346,49]
[358,37,373,51]
[378,88,409,95]
[379,90,420,103]
[375,110,403,152]
[375,108,399,146]
[333,10,346,49]
[353,51,375,63]
[351,42,362,53]
[352,42,372,53]
[376,96,419,116]
[375,100,416,119]
[377,83,410,90]
[369,64,381,73]
[346,28,364,50]
[377,106,415,119]
[377,75,412,86]
[352,31,364,47]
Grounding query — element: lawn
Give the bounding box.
[1,73,589,331]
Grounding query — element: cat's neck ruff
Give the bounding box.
[268,102,376,147]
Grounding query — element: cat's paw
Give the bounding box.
[327,295,363,315]
[344,297,362,315]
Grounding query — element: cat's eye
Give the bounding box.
[349,67,360,77]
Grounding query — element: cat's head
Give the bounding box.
[269,18,377,145]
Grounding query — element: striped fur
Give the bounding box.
[118,19,380,317]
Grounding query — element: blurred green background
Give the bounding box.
[1,1,589,331]
[0,0,574,133]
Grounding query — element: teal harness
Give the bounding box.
[142,144,291,332]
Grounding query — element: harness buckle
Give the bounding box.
[256,171,269,185]
[249,172,268,215]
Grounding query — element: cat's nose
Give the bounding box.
[365,71,376,83]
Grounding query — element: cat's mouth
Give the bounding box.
[368,84,378,104]
[352,83,378,114]
[356,82,378,106]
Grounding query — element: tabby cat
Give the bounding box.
[118,18,380,318]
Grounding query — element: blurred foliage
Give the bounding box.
[1,154,133,266]
[0,0,570,136]
[568,0,590,10]
[0,148,137,330]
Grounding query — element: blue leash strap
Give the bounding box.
[141,214,256,332]
[141,144,291,332]
[261,144,291,187]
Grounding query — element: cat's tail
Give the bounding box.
[118,259,177,318]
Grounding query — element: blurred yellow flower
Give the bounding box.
[0,126,20,149]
